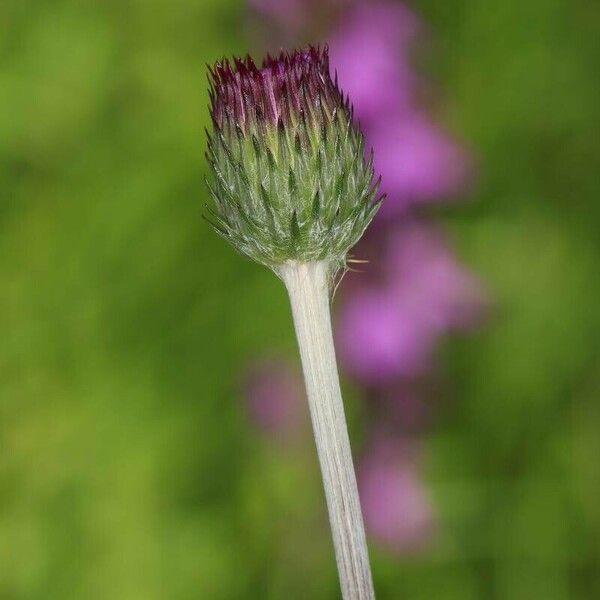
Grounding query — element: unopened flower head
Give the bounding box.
[205,46,383,271]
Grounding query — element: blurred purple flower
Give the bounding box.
[384,223,487,331]
[366,113,472,215]
[359,436,435,553]
[326,1,472,213]
[328,1,420,120]
[244,360,305,438]
[337,287,435,384]
[337,223,486,385]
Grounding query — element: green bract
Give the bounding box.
[205,46,382,271]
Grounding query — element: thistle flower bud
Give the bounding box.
[205,46,383,272]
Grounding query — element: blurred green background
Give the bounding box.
[1,0,599,598]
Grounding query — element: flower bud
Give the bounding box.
[205,46,382,271]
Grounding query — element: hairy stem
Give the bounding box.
[279,260,375,600]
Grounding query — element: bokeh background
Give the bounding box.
[1,0,599,598]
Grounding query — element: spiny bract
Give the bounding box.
[205,46,383,271]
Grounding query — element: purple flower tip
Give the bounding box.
[209,45,345,133]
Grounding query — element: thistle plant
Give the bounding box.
[205,46,382,599]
